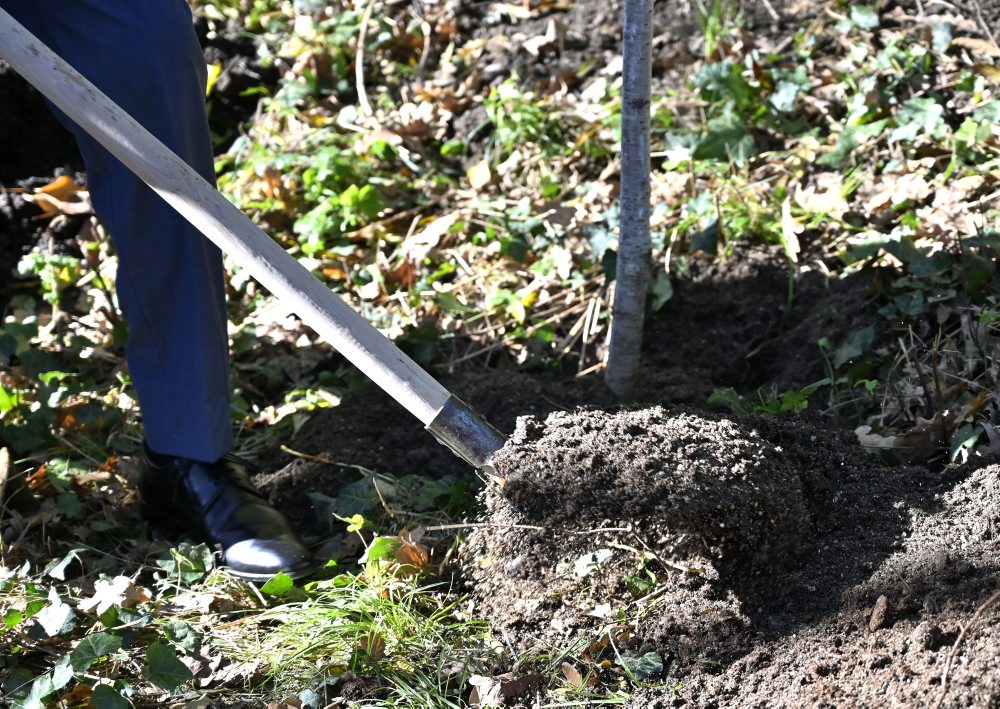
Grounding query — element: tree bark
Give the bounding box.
[605,0,653,400]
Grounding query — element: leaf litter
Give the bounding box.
[2,0,1000,705]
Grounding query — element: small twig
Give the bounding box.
[279,445,376,476]
[418,20,433,71]
[422,522,547,532]
[449,301,589,365]
[576,360,606,377]
[355,0,377,117]
[759,0,781,22]
[370,477,402,522]
[572,527,633,535]
[934,590,1000,709]
[0,447,9,507]
[969,0,1000,49]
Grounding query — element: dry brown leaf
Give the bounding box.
[469,674,503,706]
[167,592,230,614]
[952,36,1000,57]
[855,425,897,453]
[266,699,303,709]
[402,212,461,263]
[523,18,564,57]
[894,413,948,464]
[915,184,983,237]
[500,671,543,699]
[359,632,386,660]
[20,175,91,220]
[951,175,986,193]
[561,661,584,687]
[38,174,84,200]
[652,170,691,210]
[57,683,93,706]
[27,466,57,497]
[793,173,847,217]
[491,0,572,20]
[864,173,932,211]
[467,159,493,191]
[394,530,431,572]
[78,575,150,615]
[972,63,1000,83]
[388,258,418,290]
[490,2,536,20]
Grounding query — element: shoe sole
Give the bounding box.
[140,500,315,583]
[220,560,316,583]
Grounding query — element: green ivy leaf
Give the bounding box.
[156,542,215,584]
[693,113,756,164]
[359,536,402,564]
[4,608,24,630]
[43,548,84,580]
[145,641,193,691]
[70,632,123,672]
[1,669,34,704]
[890,98,946,144]
[90,684,130,709]
[615,650,664,680]
[12,675,52,709]
[310,480,380,520]
[50,654,74,692]
[34,595,76,638]
[707,387,748,414]
[831,326,876,369]
[54,493,84,520]
[163,620,202,655]
[949,423,982,463]
[260,573,295,598]
[770,80,801,113]
[650,272,674,311]
[849,6,880,29]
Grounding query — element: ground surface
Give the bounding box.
[271,336,1000,708]
[2,0,999,706]
[262,1,1000,704]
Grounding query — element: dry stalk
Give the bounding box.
[355,0,377,116]
[934,590,1000,709]
[0,447,9,513]
[279,445,377,476]
[556,309,590,357]
[968,0,999,48]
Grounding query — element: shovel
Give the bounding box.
[0,8,506,469]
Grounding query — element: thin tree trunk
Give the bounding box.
[605,0,653,400]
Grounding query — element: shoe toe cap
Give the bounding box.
[224,538,313,581]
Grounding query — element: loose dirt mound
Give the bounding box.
[463,407,1000,707]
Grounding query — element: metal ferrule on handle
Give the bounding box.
[425,395,507,469]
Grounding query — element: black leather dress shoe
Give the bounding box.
[137,444,313,582]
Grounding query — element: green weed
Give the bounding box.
[708,380,831,416]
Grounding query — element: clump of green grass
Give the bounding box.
[219,568,497,706]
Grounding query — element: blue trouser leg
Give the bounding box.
[2,0,233,462]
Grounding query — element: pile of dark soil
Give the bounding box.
[460,406,1000,707]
